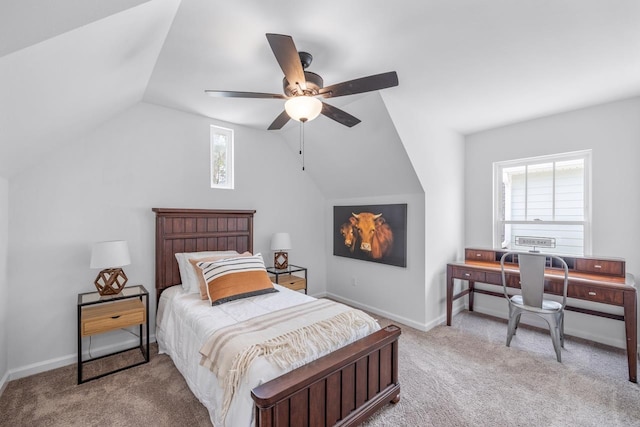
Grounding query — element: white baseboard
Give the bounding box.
[319,294,634,353]
[325,292,431,332]
[467,304,628,350]
[0,369,9,397]
[5,334,156,383]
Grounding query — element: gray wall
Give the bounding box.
[464,96,640,348]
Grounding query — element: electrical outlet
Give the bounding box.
[351,277,357,287]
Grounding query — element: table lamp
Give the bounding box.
[90,240,131,296]
[270,232,291,270]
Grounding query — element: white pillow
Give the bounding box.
[175,250,239,293]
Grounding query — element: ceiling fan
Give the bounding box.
[205,33,399,130]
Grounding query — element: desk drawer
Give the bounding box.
[575,259,624,276]
[568,285,623,305]
[451,267,485,282]
[503,274,522,288]
[485,272,502,285]
[465,249,495,262]
[82,299,146,336]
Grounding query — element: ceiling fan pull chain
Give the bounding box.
[300,119,306,171]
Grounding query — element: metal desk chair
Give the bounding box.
[500,251,569,362]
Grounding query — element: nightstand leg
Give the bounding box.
[77,305,82,384]
[146,295,150,361]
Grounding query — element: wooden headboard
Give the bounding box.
[152,208,256,301]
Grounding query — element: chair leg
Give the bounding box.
[514,313,522,335]
[506,307,518,347]
[548,317,562,363]
[559,312,565,348]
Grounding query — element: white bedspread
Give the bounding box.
[156,285,379,427]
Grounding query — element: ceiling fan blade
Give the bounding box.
[266,33,307,91]
[318,71,398,99]
[205,90,286,99]
[268,110,291,130]
[320,102,361,127]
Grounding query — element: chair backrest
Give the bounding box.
[500,251,569,308]
[517,253,548,308]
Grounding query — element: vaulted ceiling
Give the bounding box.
[1,0,639,179]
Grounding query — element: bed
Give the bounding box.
[153,208,401,426]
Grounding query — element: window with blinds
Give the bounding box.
[493,150,591,256]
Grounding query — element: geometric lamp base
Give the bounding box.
[274,251,289,270]
[94,268,128,296]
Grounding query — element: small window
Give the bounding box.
[210,125,234,189]
[493,150,591,256]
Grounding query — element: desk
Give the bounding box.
[446,249,637,383]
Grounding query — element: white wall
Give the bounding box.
[0,176,8,392]
[286,93,424,199]
[326,192,426,330]
[377,93,467,330]
[465,96,640,348]
[325,120,465,333]
[7,102,327,377]
[423,126,466,329]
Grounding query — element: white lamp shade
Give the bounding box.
[285,96,322,122]
[90,240,131,269]
[270,233,292,251]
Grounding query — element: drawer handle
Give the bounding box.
[476,254,482,257]
[594,265,602,269]
[588,291,597,296]
[464,273,471,277]
[111,315,121,319]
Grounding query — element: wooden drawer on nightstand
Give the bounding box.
[275,274,307,292]
[81,299,146,337]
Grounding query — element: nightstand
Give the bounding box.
[266,265,307,294]
[77,285,149,384]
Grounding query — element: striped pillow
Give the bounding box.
[197,253,277,306]
[190,251,253,300]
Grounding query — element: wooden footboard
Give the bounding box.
[251,325,401,427]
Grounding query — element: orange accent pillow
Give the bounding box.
[196,253,277,306]
[190,251,252,299]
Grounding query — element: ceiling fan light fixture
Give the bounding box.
[285,96,322,122]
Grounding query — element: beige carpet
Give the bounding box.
[1,311,639,426]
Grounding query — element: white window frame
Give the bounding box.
[493,150,592,256]
[210,125,234,190]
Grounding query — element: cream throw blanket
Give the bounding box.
[199,299,380,422]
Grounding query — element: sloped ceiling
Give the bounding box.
[1,0,639,182]
[0,0,153,57]
[0,0,180,177]
[278,92,423,198]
